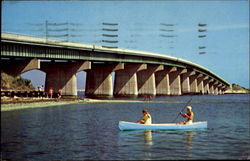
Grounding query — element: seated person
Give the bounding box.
[179,106,194,125]
[137,109,152,124]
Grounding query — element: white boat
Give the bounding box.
[118,121,207,131]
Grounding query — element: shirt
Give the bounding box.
[141,113,152,124]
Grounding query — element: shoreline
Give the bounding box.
[1,97,150,112]
[2,94,250,112]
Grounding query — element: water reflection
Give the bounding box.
[184,131,196,158]
[144,130,153,146]
[118,130,153,160]
[118,130,153,146]
[2,94,249,160]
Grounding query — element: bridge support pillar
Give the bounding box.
[181,70,195,94]
[218,87,222,95]
[85,63,124,97]
[189,74,199,94]
[224,86,228,94]
[203,76,210,94]
[218,85,223,94]
[214,87,218,95]
[197,74,205,94]
[137,64,164,96]
[213,82,219,95]
[1,58,40,77]
[209,80,215,94]
[114,63,146,97]
[169,68,186,95]
[221,86,226,94]
[41,61,91,97]
[155,66,176,95]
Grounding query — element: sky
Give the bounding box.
[2,0,249,89]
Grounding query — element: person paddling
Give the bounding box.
[137,109,152,124]
[179,106,194,125]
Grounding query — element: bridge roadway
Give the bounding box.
[1,33,230,97]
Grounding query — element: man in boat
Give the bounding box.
[137,109,152,124]
[179,106,194,125]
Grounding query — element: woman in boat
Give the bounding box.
[179,106,194,125]
[137,109,152,124]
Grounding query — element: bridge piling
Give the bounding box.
[169,67,186,95]
[204,77,213,94]
[197,74,205,94]
[137,64,164,96]
[155,66,177,96]
[213,82,220,95]
[41,61,91,97]
[114,63,146,97]
[209,80,216,94]
[85,63,124,97]
[189,73,199,94]
[181,69,195,94]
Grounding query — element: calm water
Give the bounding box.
[1,94,250,160]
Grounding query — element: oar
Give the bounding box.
[172,98,192,122]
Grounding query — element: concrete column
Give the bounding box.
[85,63,124,97]
[213,82,219,95]
[189,74,198,94]
[169,67,186,95]
[181,70,195,94]
[217,84,223,95]
[1,58,40,77]
[41,61,91,96]
[137,64,164,96]
[114,63,146,97]
[197,74,205,94]
[221,85,227,94]
[155,66,177,95]
[218,88,222,95]
[222,86,227,94]
[209,80,216,94]
[210,85,214,94]
[204,82,210,94]
[214,87,218,95]
[203,76,212,94]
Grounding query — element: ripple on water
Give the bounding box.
[1,95,249,160]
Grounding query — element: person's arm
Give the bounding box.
[180,112,193,120]
[137,119,145,124]
[139,120,145,124]
[137,116,144,123]
[185,114,191,120]
[137,115,148,124]
[180,112,188,118]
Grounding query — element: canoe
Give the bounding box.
[118,121,207,131]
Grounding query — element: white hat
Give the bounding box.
[186,106,192,110]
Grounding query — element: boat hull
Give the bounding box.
[118,121,207,131]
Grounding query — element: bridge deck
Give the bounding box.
[1,32,230,87]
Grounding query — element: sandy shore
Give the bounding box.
[1,97,185,112]
[2,95,248,112]
[1,97,149,112]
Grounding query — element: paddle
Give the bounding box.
[172,97,192,123]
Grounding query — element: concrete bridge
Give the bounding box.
[1,33,230,97]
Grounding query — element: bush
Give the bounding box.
[1,72,35,91]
